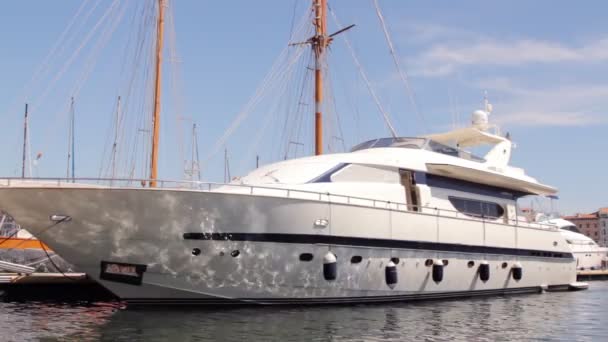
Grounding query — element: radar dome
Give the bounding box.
[472,110,489,131]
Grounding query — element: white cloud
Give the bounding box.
[407,29,608,77]
[482,82,608,127]
[494,111,606,127]
[385,23,608,127]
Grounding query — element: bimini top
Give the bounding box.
[351,137,486,163]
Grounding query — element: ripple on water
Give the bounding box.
[2,283,608,341]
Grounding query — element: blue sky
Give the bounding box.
[0,1,606,214]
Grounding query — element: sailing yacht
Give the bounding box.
[0,0,583,305]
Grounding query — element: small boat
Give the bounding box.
[1,213,71,272]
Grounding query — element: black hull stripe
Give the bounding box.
[183,233,573,259]
[124,286,547,306]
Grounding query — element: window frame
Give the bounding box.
[448,196,505,220]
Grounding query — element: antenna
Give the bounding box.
[484,90,493,114]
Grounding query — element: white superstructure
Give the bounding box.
[0,108,582,305]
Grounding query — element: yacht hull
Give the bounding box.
[0,186,577,305]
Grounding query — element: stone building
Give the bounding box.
[563,207,608,247]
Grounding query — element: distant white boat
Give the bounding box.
[544,218,608,271]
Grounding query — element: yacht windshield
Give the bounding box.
[350,137,485,162]
[350,137,426,152]
[562,225,581,233]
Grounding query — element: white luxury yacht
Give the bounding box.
[545,218,607,270]
[0,106,583,305]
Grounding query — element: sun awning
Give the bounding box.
[426,163,557,196]
[425,127,506,148]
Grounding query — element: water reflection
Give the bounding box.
[2,283,608,341]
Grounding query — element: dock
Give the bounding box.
[577,270,608,281]
[0,272,116,302]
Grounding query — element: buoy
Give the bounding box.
[323,252,337,281]
[512,262,523,281]
[432,259,443,283]
[385,261,398,289]
[479,261,490,282]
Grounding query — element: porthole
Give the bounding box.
[191,248,201,256]
[299,253,314,262]
[231,250,240,258]
[442,259,449,266]
[425,259,433,267]
[390,257,400,265]
[502,262,508,269]
[351,256,363,264]
[467,261,475,268]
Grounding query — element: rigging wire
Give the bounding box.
[326,62,347,152]
[166,0,188,179]
[371,0,427,133]
[30,0,121,115]
[122,0,158,181]
[237,44,310,171]
[282,49,314,160]
[34,0,127,175]
[328,6,398,138]
[202,38,309,171]
[118,1,155,180]
[1,0,97,120]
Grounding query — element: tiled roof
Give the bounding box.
[562,213,598,220]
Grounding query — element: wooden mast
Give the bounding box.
[149,0,165,187]
[313,0,327,155]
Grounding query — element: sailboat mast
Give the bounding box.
[66,97,75,182]
[192,123,201,182]
[313,0,327,155]
[111,96,121,180]
[71,98,75,182]
[149,0,165,187]
[21,103,28,178]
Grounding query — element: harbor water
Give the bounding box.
[2,282,608,341]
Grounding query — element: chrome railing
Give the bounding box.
[0,177,558,231]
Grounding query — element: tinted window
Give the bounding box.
[426,174,527,200]
[563,225,581,233]
[449,196,504,219]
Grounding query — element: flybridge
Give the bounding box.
[352,99,519,171]
[350,137,487,163]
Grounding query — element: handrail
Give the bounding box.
[0,177,558,231]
